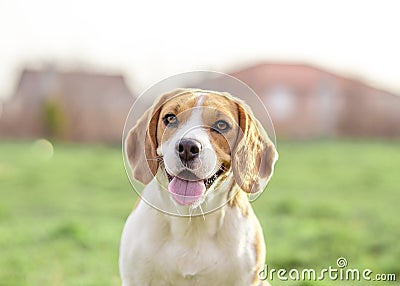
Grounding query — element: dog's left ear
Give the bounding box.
[232,100,278,194]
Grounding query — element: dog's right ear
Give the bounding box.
[125,89,187,184]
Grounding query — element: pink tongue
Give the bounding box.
[168,177,205,205]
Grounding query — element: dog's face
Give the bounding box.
[126,89,278,212]
[156,92,239,206]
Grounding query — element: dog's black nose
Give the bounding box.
[177,139,201,162]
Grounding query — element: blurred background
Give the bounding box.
[0,1,399,285]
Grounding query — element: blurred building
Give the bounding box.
[1,63,399,142]
[195,63,400,139]
[0,67,135,143]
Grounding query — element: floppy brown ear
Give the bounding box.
[125,89,187,184]
[232,100,278,193]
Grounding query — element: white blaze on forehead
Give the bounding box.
[196,94,206,106]
[183,94,206,139]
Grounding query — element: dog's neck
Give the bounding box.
[140,176,245,242]
[167,208,227,245]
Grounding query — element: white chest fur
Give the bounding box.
[119,181,263,286]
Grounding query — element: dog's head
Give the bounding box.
[126,89,278,210]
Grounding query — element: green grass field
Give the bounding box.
[0,140,399,286]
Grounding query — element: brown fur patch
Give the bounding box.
[228,187,250,217]
[202,94,239,171]
[232,100,278,193]
[156,92,199,144]
[252,223,264,285]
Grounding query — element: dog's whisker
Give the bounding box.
[173,200,182,216]
[188,208,193,223]
[218,164,228,172]
[199,204,206,221]
[146,156,163,162]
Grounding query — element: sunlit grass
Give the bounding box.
[0,140,399,285]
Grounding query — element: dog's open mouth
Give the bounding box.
[166,165,225,205]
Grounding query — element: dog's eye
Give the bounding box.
[163,114,178,127]
[212,120,231,133]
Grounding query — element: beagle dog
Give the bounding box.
[120,89,278,286]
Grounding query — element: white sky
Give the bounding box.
[0,0,399,99]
